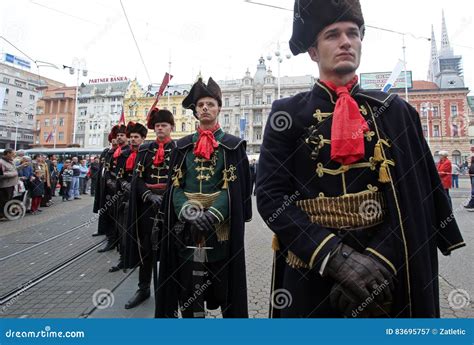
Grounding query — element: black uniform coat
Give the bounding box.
[257,81,466,318]
[93,148,113,236]
[124,140,175,269]
[155,133,252,318]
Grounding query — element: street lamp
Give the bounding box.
[63,58,87,146]
[266,41,291,100]
[421,102,434,150]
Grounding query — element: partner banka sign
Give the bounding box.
[88,77,129,84]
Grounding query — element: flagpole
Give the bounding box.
[168,54,171,109]
[402,34,409,102]
[54,113,58,148]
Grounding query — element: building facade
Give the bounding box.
[219,57,315,153]
[33,87,77,148]
[0,62,64,149]
[77,80,129,148]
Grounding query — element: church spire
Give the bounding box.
[428,25,439,81]
[440,10,453,57]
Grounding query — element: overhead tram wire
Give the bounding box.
[243,0,474,50]
[119,0,152,85]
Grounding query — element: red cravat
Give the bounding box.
[154,137,172,166]
[321,76,369,165]
[194,124,220,160]
[125,148,138,171]
[113,145,123,159]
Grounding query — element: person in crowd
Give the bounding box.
[50,160,59,197]
[29,169,45,215]
[69,157,81,200]
[464,157,474,211]
[0,149,19,219]
[79,159,89,195]
[59,160,73,202]
[437,151,453,209]
[89,157,100,197]
[451,162,460,189]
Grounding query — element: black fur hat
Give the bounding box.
[289,0,365,55]
[126,121,148,138]
[147,109,175,129]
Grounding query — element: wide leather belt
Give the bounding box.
[296,190,386,230]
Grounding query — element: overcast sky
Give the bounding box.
[1,0,473,94]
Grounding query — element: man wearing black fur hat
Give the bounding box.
[109,121,148,276]
[123,110,176,309]
[92,129,118,237]
[155,77,252,318]
[98,124,128,253]
[257,0,465,318]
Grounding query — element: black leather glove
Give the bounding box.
[325,243,394,317]
[193,211,219,233]
[106,179,117,194]
[145,193,163,212]
[120,181,131,197]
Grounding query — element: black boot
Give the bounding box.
[109,259,124,272]
[464,198,474,211]
[124,289,150,309]
[98,239,116,253]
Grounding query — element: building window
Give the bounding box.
[433,125,440,137]
[255,111,262,123]
[244,95,249,106]
[452,124,459,137]
[266,94,272,104]
[181,123,186,132]
[29,95,35,101]
[2,99,7,106]
[5,88,9,94]
[433,106,439,118]
[44,119,50,126]
[2,77,10,84]
[245,79,250,86]
[16,91,23,97]
[58,132,64,141]
[255,97,262,105]
[235,114,240,125]
[224,98,230,107]
[43,132,49,141]
[28,114,33,120]
[59,118,64,126]
[172,107,176,115]
[224,114,229,125]
[422,125,428,137]
[52,118,57,127]
[36,120,40,130]
[182,108,186,115]
[16,103,22,108]
[451,105,458,117]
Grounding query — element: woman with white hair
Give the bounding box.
[436,150,452,208]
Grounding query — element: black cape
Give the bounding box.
[93,147,112,235]
[155,133,252,318]
[124,140,175,269]
[257,82,466,318]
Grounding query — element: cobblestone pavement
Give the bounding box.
[1,182,472,318]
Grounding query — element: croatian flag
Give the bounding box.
[382,59,404,92]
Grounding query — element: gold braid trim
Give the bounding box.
[184,192,230,242]
[286,251,309,269]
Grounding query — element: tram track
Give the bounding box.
[0,239,105,306]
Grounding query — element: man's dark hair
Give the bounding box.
[3,148,13,156]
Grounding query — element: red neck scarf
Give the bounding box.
[154,137,172,166]
[321,76,368,165]
[194,123,220,160]
[113,144,124,159]
[125,147,138,171]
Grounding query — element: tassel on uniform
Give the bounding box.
[378,161,391,183]
[271,234,280,252]
[373,142,384,163]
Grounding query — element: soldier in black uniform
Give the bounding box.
[98,124,128,253]
[257,0,465,318]
[124,109,176,309]
[110,121,148,273]
[92,131,116,237]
